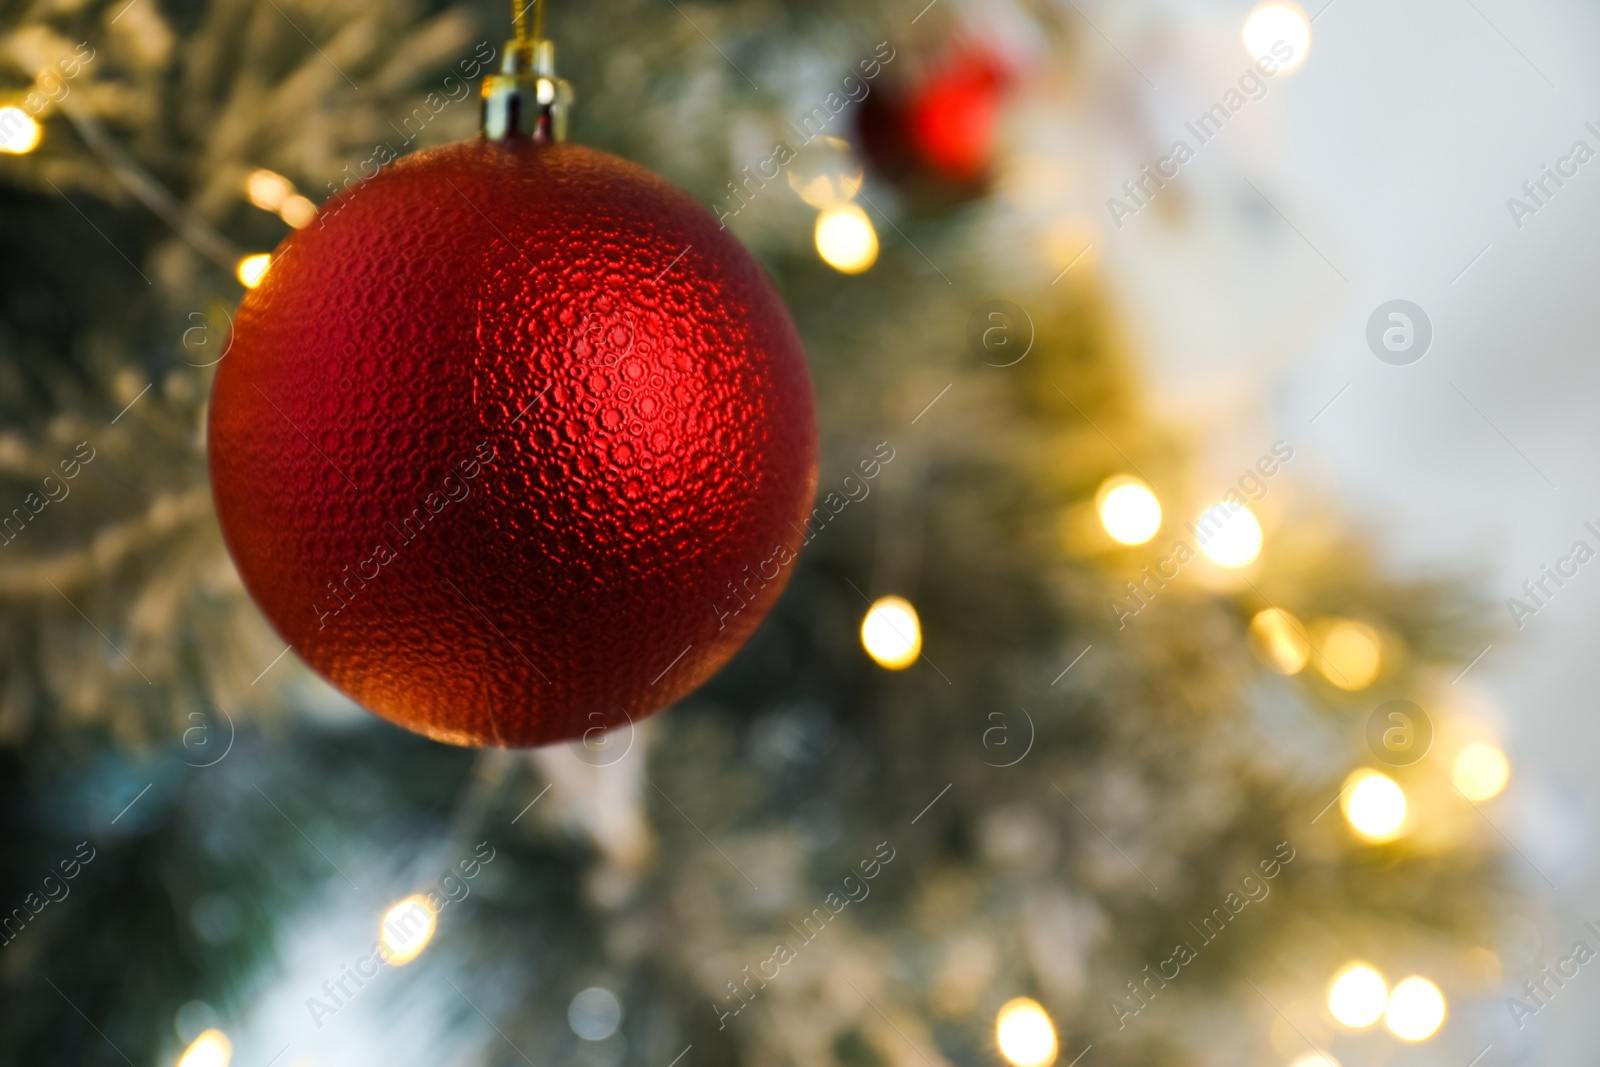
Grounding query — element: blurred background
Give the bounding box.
[1,0,1596,1063]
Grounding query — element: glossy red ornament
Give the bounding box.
[905,48,1010,183]
[857,44,1013,199]
[209,140,817,748]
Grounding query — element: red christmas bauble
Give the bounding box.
[905,48,1009,183]
[209,140,817,748]
[857,43,1014,201]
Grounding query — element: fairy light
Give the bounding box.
[1243,4,1310,72]
[1249,608,1310,674]
[1196,504,1263,568]
[815,203,879,273]
[279,194,317,229]
[1288,1055,1340,1067]
[1327,962,1387,1028]
[996,998,1058,1067]
[1313,619,1381,690]
[379,894,437,966]
[1096,476,1162,545]
[1341,770,1406,841]
[1384,976,1446,1041]
[861,595,921,670]
[236,253,272,289]
[787,136,863,207]
[0,107,42,154]
[176,1029,232,1067]
[245,169,293,211]
[1452,742,1509,801]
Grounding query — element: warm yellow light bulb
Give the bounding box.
[1384,976,1446,1041]
[1243,4,1310,72]
[236,253,272,289]
[860,595,921,670]
[0,107,42,154]
[787,138,864,208]
[1342,770,1406,841]
[815,203,878,274]
[379,894,437,966]
[279,194,317,229]
[246,169,293,211]
[1452,742,1509,802]
[996,997,1058,1067]
[1313,619,1382,690]
[1288,1055,1340,1067]
[1097,476,1161,545]
[1249,608,1310,674]
[1327,962,1387,1027]
[1196,505,1263,568]
[177,1029,233,1067]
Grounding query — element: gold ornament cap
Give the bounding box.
[480,38,573,143]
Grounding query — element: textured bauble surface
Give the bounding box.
[209,140,817,748]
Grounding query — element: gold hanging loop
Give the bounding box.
[482,0,573,143]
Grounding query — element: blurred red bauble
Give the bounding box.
[907,48,1009,182]
[209,140,817,748]
[858,44,1013,199]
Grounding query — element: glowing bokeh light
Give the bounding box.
[787,137,864,208]
[861,595,922,670]
[815,203,879,273]
[1249,608,1310,674]
[996,997,1058,1067]
[246,169,292,211]
[568,987,624,1040]
[379,894,437,966]
[177,1029,233,1067]
[1314,619,1381,690]
[1342,770,1406,841]
[1097,476,1162,545]
[1243,4,1311,72]
[0,107,42,154]
[236,253,272,289]
[1327,962,1387,1028]
[1197,505,1263,568]
[279,194,317,229]
[1384,976,1446,1041]
[1452,742,1509,802]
